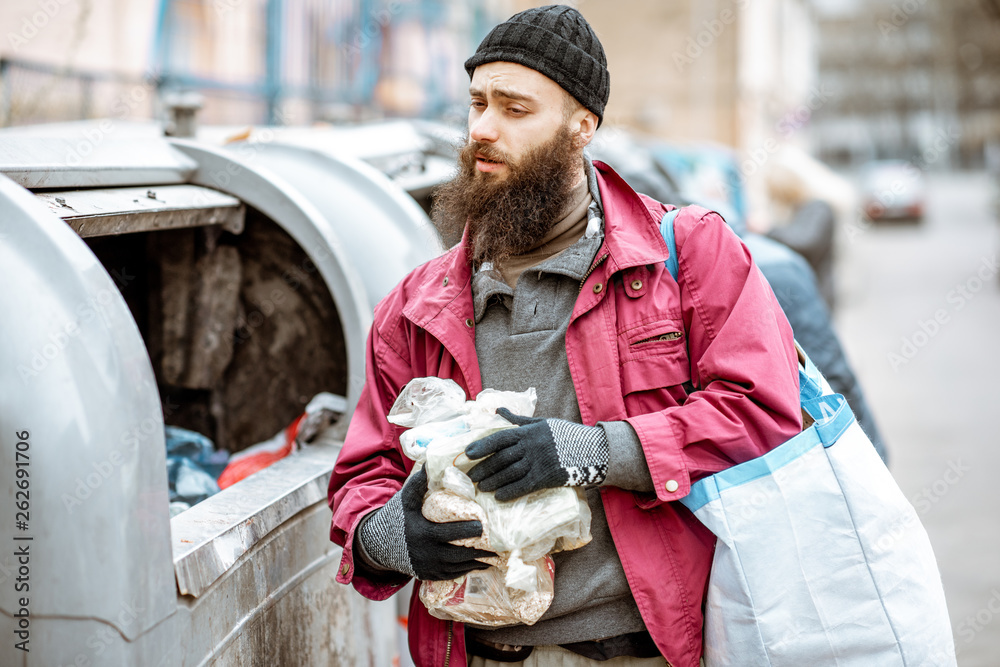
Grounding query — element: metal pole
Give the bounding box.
[0,58,11,126]
[81,74,94,119]
[152,0,173,75]
[265,0,285,125]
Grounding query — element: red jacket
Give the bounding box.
[328,161,801,667]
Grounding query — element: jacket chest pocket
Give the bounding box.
[617,318,692,407]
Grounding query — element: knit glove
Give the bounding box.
[357,467,495,581]
[465,408,609,502]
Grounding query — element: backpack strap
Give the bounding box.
[659,208,681,281]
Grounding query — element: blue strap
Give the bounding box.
[659,209,681,281]
[803,393,855,447]
[799,367,824,402]
[663,207,829,408]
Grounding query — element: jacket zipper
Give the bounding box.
[444,621,453,666]
[633,331,683,345]
[578,253,609,293]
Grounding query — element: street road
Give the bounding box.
[835,171,1000,666]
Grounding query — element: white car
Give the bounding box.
[859,160,926,221]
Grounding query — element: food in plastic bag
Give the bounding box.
[419,555,556,627]
[420,484,554,626]
[388,377,592,627]
[390,378,537,467]
[421,489,500,568]
[477,486,592,565]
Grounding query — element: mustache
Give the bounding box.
[468,141,510,164]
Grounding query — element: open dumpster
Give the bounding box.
[0,120,445,666]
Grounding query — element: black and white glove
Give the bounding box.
[465,408,609,502]
[356,467,495,581]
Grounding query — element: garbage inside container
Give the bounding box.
[165,425,230,516]
[217,392,347,489]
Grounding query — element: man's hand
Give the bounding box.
[357,467,495,581]
[465,408,609,501]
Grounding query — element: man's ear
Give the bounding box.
[573,109,599,148]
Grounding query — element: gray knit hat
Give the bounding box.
[464,5,610,126]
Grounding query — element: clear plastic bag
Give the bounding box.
[476,486,592,564]
[389,378,538,468]
[388,376,469,428]
[388,377,593,627]
[419,484,554,626]
[419,555,556,627]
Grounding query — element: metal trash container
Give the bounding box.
[0,120,445,666]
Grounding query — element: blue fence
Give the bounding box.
[0,0,502,128]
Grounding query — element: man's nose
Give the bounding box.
[469,108,499,144]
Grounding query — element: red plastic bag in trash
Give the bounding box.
[216,393,346,489]
[217,413,306,489]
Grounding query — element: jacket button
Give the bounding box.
[465,318,474,328]
[665,479,679,493]
[341,563,350,576]
[631,279,643,291]
[442,276,449,287]
[593,282,603,294]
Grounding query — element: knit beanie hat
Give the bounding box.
[464,5,610,126]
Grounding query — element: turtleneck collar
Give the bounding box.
[493,173,591,288]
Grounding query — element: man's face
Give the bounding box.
[429,61,598,265]
[467,62,582,178]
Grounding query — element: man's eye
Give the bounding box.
[508,107,526,116]
[470,100,486,109]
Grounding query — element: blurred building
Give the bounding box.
[0,0,507,128]
[156,0,508,125]
[511,0,819,151]
[510,0,823,228]
[811,0,1000,169]
[0,0,160,126]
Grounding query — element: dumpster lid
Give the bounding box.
[0,125,197,189]
[36,184,245,237]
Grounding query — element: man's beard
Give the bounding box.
[431,124,585,268]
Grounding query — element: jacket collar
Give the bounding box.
[591,160,671,273]
[401,234,475,331]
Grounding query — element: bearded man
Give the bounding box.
[327,6,802,666]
